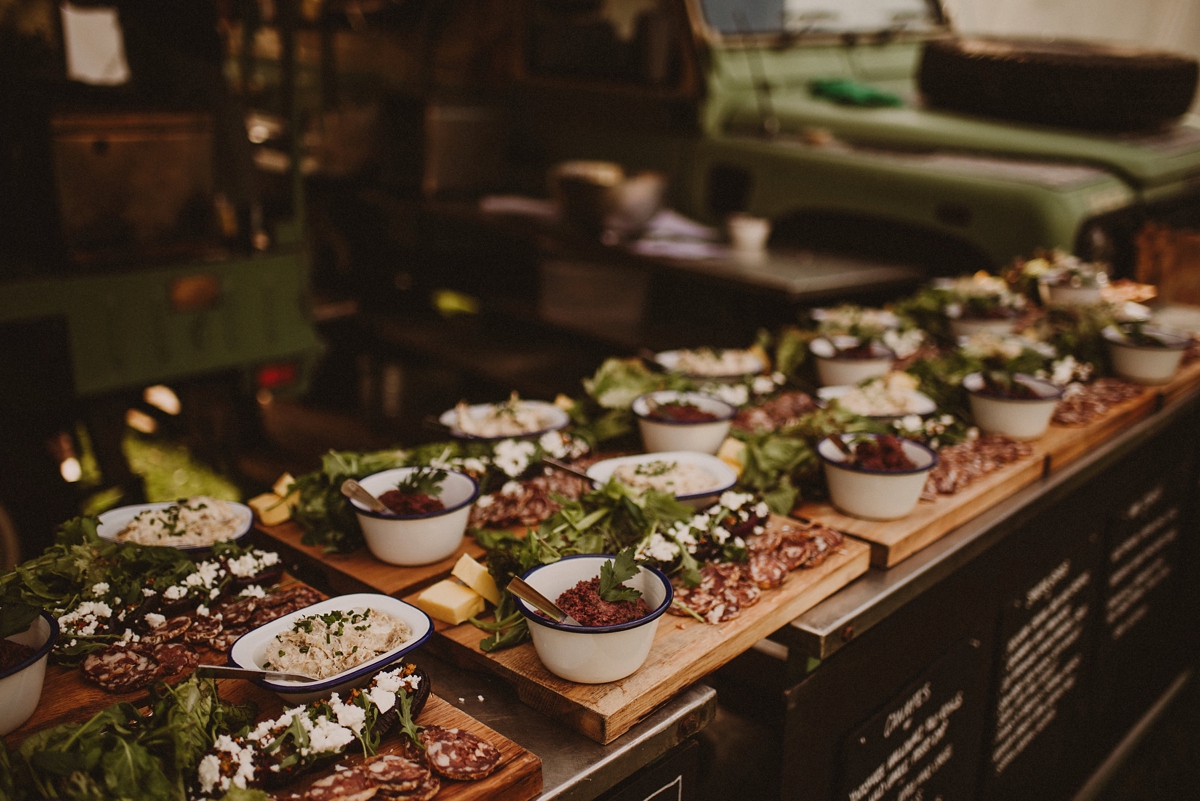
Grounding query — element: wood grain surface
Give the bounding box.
[430,517,870,744]
[797,450,1047,568]
[4,578,540,801]
[253,521,486,598]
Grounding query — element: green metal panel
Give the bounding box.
[0,252,324,398]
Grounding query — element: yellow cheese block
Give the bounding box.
[248,492,292,526]
[716,437,746,474]
[414,580,486,626]
[451,554,502,606]
[272,472,296,498]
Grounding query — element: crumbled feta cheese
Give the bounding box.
[329,695,366,735]
[163,585,187,601]
[239,584,268,598]
[142,588,157,597]
[90,582,109,596]
[494,439,537,477]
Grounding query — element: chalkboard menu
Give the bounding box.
[1105,478,1182,642]
[838,637,983,801]
[981,506,1102,801]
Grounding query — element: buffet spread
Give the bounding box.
[4,252,1200,798]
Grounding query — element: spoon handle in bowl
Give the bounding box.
[508,576,581,626]
[341,479,393,515]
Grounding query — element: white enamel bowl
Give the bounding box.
[810,339,895,387]
[0,611,59,735]
[229,593,432,704]
[438,400,569,441]
[818,435,937,521]
[586,451,738,509]
[963,373,1063,441]
[653,349,766,381]
[632,391,736,455]
[1039,281,1103,307]
[514,555,673,684]
[817,384,937,423]
[96,500,253,554]
[351,468,479,566]
[947,316,1018,338]
[1103,327,1190,385]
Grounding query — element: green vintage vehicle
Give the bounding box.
[505,0,1200,275]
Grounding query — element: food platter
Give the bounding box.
[585,450,738,507]
[653,347,766,380]
[438,400,569,440]
[96,498,253,553]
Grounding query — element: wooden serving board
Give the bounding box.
[429,518,870,744]
[1037,386,1157,471]
[253,520,485,598]
[799,451,1047,569]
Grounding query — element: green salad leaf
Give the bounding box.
[599,548,642,603]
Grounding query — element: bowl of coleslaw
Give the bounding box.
[96,497,253,555]
[438,393,570,440]
[586,452,737,509]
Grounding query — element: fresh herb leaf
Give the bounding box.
[599,548,642,603]
[393,468,447,497]
[397,687,423,749]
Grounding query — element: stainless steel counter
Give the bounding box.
[422,652,717,800]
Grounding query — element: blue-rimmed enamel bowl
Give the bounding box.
[818,434,937,521]
[964,372,1063,441]
[438,400,569,441]
[229,592,432,704]
[632,391,736,455]
[514,555,672,684]
[96,499,253,556]
[586,451,737,509]
[351,468,479,566]
[0,611,59,735]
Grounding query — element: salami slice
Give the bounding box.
[748,552,789,588]
[80,644,162,693]
[139,615,191,646]
[418,726,501,781]
[151,643,200,677]
[303,768,378,801]
[209,626,249,654]
[184,615,224,647]
[744,527,782,554]
[363,755,428,793]
[212,596,258,627]
[376,772,440,801]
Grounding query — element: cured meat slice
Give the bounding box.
[922,434,1033,499]
[151,643,199,676]
[212,596,258,627]
[748,552,789,588]
[799,527,845,569]
[376,772,440,801]
[139,615,190,645]
[80,644,162,693]
[744,527,782,554]
[183,615,224,647]
[303,768,378,801]
[419,726,502,781]
[1052,378,1144,426]
[209,626,249,654]
[254,586,324,625]
[363,755,428,793]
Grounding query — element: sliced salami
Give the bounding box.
[183,615,224,647]
[418,726,502,781]
[80,644,162,693]
[151,643,200,676]
[212,596,258,627]
[139,615,191,646]
[376,771,440,801]
[363,755,428,793]
[744,527,783,554]
[303,768,377,801]
[748,552,789,589]
[209,626,249,654]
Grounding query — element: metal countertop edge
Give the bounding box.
[783,384,1200,661]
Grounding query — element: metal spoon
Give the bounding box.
[340,479,394,516]
[828,434,856,459]
[507,576,582,626]
[541,456,594,483]
[197,664,320,683]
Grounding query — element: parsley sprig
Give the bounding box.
[599,548,643,604]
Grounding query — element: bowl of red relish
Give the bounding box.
[632,391,736,455]
[514,554,673,684]
[0,610,58,736]
[351,467,479,566]
[817,434,937,521]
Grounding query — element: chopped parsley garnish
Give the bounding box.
[599,548,643,604]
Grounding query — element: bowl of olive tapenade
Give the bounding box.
[0,611,58,735]
[1103,324,1191,385]
[963,372,1063,441]
[817,434,937,521]
[809,336,895,387]
[632,391,736,455]
[350,467,479,566]
[513,553,673,684]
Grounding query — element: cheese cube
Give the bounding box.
[272,472,296,498]
[248,492,292,526]
[414,580,486,626]
[717,437,746,474]
[451,554,502,606]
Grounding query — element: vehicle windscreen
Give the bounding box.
[699,0,942,36]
